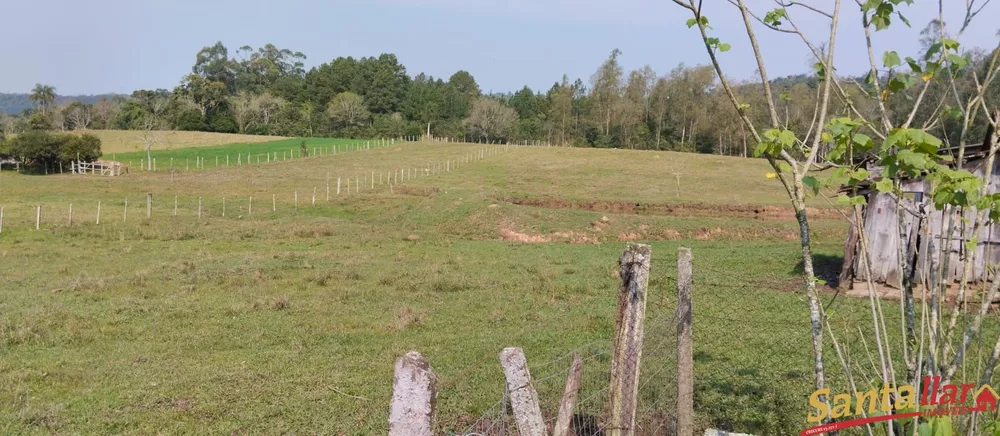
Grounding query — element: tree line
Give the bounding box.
[1,30,997,154]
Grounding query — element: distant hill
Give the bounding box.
[0,93,124,115]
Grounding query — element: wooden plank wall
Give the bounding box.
[853,157,1000,285]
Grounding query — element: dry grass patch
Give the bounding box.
[85,130,286,154]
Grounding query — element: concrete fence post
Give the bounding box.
[499,347,546,436]
[388,351,437,436]
[608,243,652,436]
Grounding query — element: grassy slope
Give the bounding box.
[108,137,375,169]
[85,130,288,154]
[2,144,986,434]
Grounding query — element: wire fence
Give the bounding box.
[423,248,1000,436]
[0,143,519,234]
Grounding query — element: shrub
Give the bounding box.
[59,134,102,163]
[4,131,102,172]
[209,114,238,133]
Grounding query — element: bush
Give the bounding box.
[4,131,102,172]
[173,109,207,131]
[209,114,238,133]
[59,134,102,163]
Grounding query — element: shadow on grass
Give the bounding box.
[793,253,844,288]
[694,367,804,434]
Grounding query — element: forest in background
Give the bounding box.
[1,21,997,155]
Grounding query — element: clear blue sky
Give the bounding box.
[1,0,997,95]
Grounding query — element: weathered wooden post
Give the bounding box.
[608,243,652,436]
[123,199,128,223]
[96,201,101,224]
[222,197,226,217]
[553,354,584,436]
[68,204,73,225]
[337,178,341,195]
[146,193,152,218]
[248,196,252,215]
[0,206,4,233]
[272,194,276,212]
[197,198,202,219]
[174,196,178,216]
[294,192,298,209]
[388,351,437,436]
[499,347,546,436]
[677,247,694,436]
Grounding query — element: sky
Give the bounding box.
[1,0,997,96]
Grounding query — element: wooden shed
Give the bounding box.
[839,142,1000,288]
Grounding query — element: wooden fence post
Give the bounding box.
[608,243,652,436]
[96,201,101,224]
[388,351,437,436]
[337,178,341,195]
[198,198,202,219]
[0,206,4,234]
[553,354,584,436]
[146,193,152,218]
[272,194,276,212]
[499,347,546,436]
[174,196,178,216]
[123,199,128,223]
[68,204,73,225]
[35,205,41,230]
[248,196,252,215]
[677,247,694,436]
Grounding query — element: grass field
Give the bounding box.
[106,137,381,171]
[4,142,989,434]
[83,130,288,154]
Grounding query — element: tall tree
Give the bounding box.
[192,42,237,91]
[464,98,518,143]
[228,91,259,134]
[590,49,624,137]
[325,92,370,131]
[29,84,56,114]
[548,75,574,146]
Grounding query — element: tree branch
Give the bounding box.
[776,0,834,18]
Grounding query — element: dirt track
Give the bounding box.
[501,197,844,221]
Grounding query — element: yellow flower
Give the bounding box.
[766,172,778,179]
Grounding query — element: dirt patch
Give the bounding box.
[500,228,551,243]
[501,227,598,244]
[396,186,440,197]
[843,281,1000,307]
[694,227,725,240]
[501,197,842,221]
[553,231,599,244]
[661,229,682,239]
[618,232,642,241]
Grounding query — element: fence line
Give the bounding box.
[0,143,522,233]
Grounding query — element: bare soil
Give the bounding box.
[501,197,844,221]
